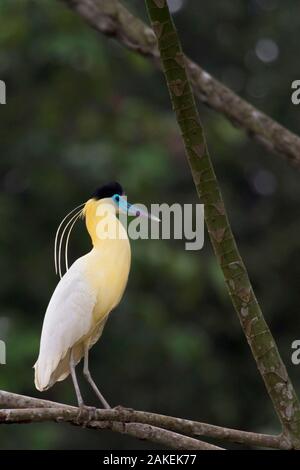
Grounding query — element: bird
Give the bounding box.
[34,182,159,409]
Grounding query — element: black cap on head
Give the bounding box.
[92,182,123,200]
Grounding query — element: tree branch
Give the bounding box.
[144,0,300,449]
[60,0,300,169]
[0,390,222,450]
[0,390,289,449]
[0,408,224,451]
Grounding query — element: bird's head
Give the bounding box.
[84,181,159,221]
[55,182,159,278]
[83,181,159,244]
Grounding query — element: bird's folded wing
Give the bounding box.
[34,256,97,390]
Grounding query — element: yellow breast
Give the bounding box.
[83,197,131,324]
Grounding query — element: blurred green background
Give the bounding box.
[1,0,300,449]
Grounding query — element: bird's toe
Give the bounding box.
[76,405,98,427]
[114,405,134,412]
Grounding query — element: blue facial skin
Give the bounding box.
[112,194,140,216]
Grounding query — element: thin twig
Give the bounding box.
[60,0,300,168]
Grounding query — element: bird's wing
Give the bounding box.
[34,255,97,391]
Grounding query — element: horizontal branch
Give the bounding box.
[0,407,222,451]
[60,0,300,168]
[0,390,289,449]
[0,391,222,450]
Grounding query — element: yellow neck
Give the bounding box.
[83,198,129,248]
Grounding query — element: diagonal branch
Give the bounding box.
[144,0,300,449]
[0,390,289,449]
[60,0,300,168]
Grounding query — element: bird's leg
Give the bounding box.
[69,349,84,407]
[83,344,111,409]
[70,349,97,425]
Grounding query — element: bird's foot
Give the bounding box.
[76,404,98,427]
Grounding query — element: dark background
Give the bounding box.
[0,0,300,449]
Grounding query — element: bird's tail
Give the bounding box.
[33,358,51,391]
[34,352,62,391]
[34,345,83,392]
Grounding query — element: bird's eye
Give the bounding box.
[113,194,120,202]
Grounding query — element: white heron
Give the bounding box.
[34,182,159,409]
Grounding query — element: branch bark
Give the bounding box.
[144,0,300,449]
[0,391,221,451]
[60,0,300,169]
[2,409,218,451]
[0,390,289,449]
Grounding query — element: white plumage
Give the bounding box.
[34,190,132,408]
[34,255,97,391]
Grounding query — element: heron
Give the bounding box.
[34,182,159,409]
